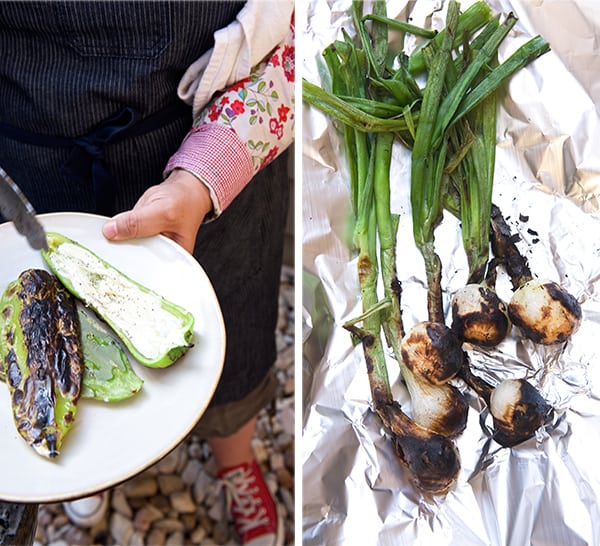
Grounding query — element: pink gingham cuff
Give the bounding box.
[165,123,254,215]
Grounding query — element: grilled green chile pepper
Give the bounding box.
[41,232,194,368]
[0,269,83,458]
[1,305,144,403]
[78,306,143,402]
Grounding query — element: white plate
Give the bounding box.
[0,213,225,503]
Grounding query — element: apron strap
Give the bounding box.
[0,100,191,215]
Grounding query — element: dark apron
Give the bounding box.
[0,1,290,409]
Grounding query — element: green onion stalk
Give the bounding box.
[307,0,463,494]
[409,0,460,324]
[410,4,549,331]
[304,0,555,485]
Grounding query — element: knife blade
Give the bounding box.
[0,166,48,250]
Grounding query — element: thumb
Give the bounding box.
[102,205,164,241]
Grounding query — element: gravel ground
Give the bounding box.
[34,265,295,546]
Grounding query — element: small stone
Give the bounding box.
[269,451,285,471]
[192,471,214,505]
[146,527,167,546]
[279,487,294,517]
[149,494,171,514]
[275,331,288,352]
[157,474,185,496]
[133,505,164,532]
[284,448,294,471]
[89,514,109,540]
[276,467,294,490]
[276,304,289,331]
[121,476,158,498]
[181,513,197,532]
[251,438,269,464]
[47,540,69,546]
[264,473,279,496]
[190,526,207,544]
[153,518,186,533]
[181,458,203,486]
[281,285,294,309]
[156,449,180,474]
[53,514,69,528]
[187,441,203,460]
[141,464,159,478]
[198,513,214,536]
[283,377,295,396]
[175,449,189,474]
[45,524,58,543]
[34,524,48,545]
[165,530,185,546]
[128,496,151,511]
[203,456,218,478]
[275,431,293,450]
[207,494,226,523]
[109,512,134,546]
[280,264,294,282]
[63,525,92,546]
[111,488,133,518]
[130,530,146,546]
[169,490,196,514]
[279,405,295,436]
[37,509,53,527]
[275,345,294,371]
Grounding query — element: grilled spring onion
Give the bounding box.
[412,8,550,328]
[459,354,552,447]
[345,321,461,494]
[0,269,83,458]
[340,0,466,489]
[305,0,554,488]
[42,232,194,368]
[490,204,582,345]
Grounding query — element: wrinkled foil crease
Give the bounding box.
[301,1,600,544]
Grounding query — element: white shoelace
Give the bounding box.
[220,466,270,534]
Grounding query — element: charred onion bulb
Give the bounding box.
[401,321,463,384]
[491,204,582,345]
[489,378,552,447]
[398,321,468,438]
[376,401,460,495]
[401,368,468,438]
[460,357,552,447]
[343,320,462,494]
[451,283,511,347]
[508,278,582,345]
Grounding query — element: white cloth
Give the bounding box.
[177,0,294,114]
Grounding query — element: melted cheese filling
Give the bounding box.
[50,243,188,361]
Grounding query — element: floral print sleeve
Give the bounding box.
[165,15,295,216]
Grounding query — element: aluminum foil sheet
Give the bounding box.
[301,1,600,544]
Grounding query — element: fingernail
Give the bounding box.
[103,220,117,239]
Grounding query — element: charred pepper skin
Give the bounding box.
[1,303,144,403]
[0,269,83,458]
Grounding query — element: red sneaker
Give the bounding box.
[218,460,283,546]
